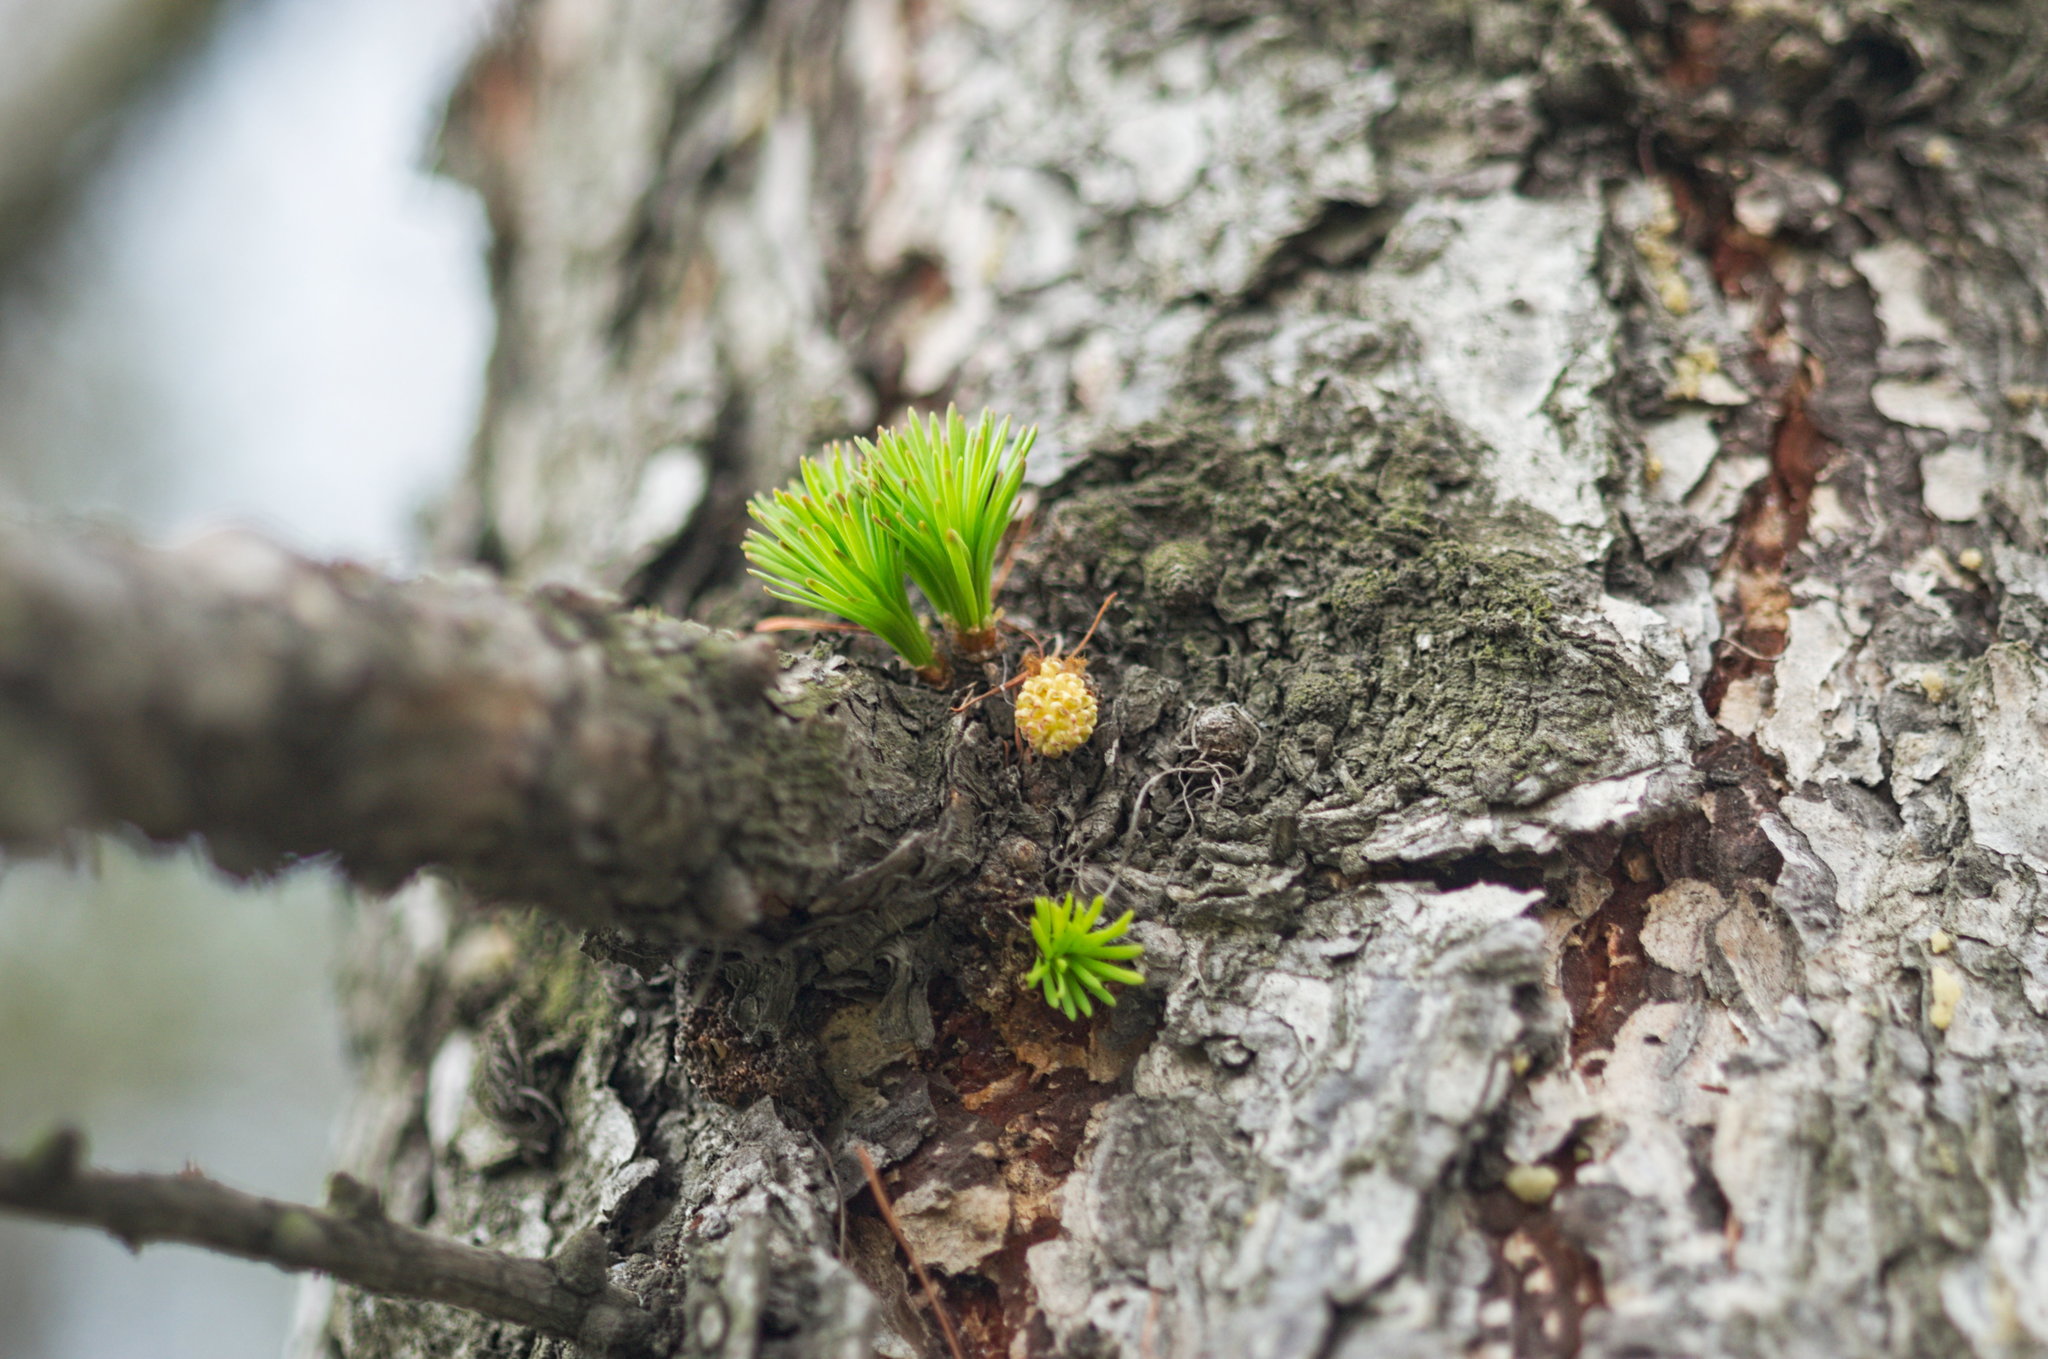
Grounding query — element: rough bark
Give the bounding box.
[0,513,979,944]
[33,0,2047,1356]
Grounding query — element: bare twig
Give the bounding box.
[0,1130,657,1355]
[1713,635,1788,662]
[854,1146,965,1359]
[753,616,871,634]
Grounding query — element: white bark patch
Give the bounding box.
[1921,442,1991,522]
[1953,870,2036,955]
[1601,592,1697,688]
[575,1083,640,1178]
[1951,1205,2048,1350]
[427,1031,523,1173]
[855,18,1402,472]
[1779,795,1884,924]
[1102,103,1213,207]
[1531,995,1746,1224]
[1709,1056,1828,1281]
[1713,893,1796,1018]
[598,1158,661,1220]
[1346,763,1704,864]
[1041,881,1551,1359]
[892,1180,1011,1275]
[1686,452,1770,527]
[1873,376,1990,434]
[1718,676,1768,738]
[1640,879,1727,976]
[1854,240,1954,347]
[1805,482,1857,548]
[426,1032,477,1153]
[1365,194,1613,549]
[1644,409,1720,501]
[1759,601,1855,787]
[615,447,706,558]
[1957,645,2048,868]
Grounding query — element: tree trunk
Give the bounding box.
[305,1,2048,1356]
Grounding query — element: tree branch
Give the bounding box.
[0,515,869,942]
[0,0,228,258]
[0,1130,657,1354]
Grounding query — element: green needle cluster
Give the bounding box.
[859,408,1032,654]
[743,445,943,679]
[742,407,1033,681]
[1024,893,1144,1022]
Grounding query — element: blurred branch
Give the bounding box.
[0,0,230,258]
[0,514,863,943]
[0,1130,658,1355]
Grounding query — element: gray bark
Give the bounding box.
[27,0,2048,1356]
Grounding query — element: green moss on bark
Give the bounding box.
[1024,421,1662,837]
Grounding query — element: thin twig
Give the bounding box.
[806,1130,848,1261]
[951,591,1119,715]
[1141,1286,1164,1359]
[1714,634,1787,662]
[752,616,872,634]
[0,1129,657,1354]
[855,1146,966,1359]
[1071,590,1118,656]
[952,661,1025,714]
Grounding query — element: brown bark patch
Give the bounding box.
[1704,345,1825,719]
[1560,837,1689,1062]
[1665,14,1724,92]
[673,991,834,1126]
[1476,1142,1607,1359]
[853,970,1144,1357]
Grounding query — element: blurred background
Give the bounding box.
[0,0,498,1354]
